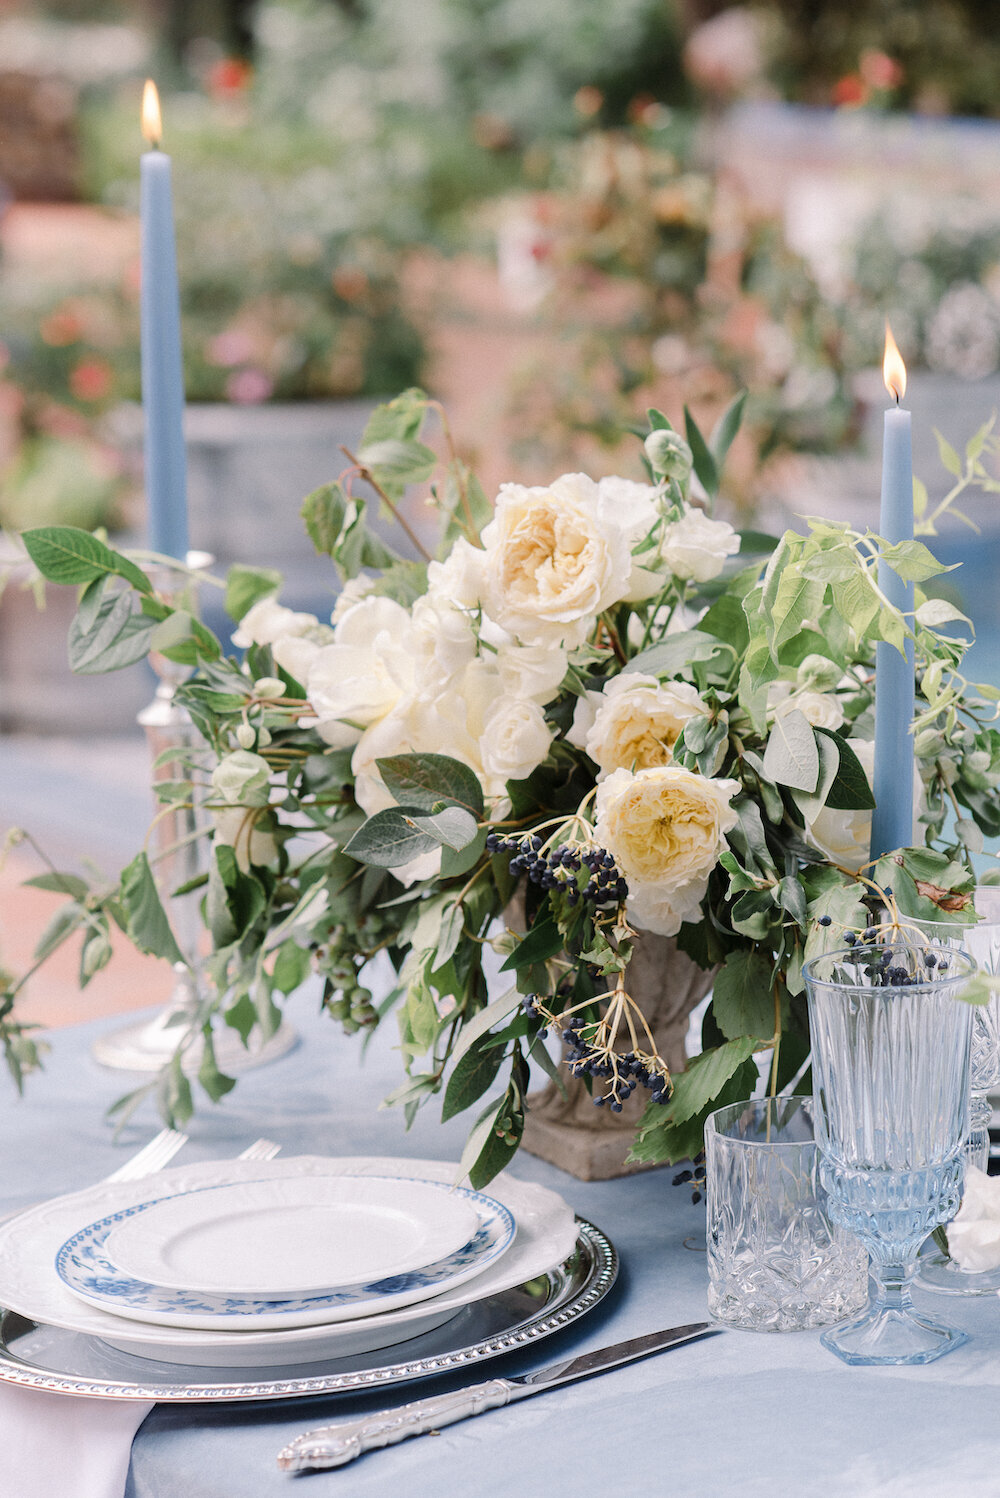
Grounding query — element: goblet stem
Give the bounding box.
[821,1259,968,1366]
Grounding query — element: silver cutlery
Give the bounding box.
[277,1321,722,1470]
[103,1127,189,1182]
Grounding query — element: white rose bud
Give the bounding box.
[211,750,272,807]
[948,1166,1000,1272]
[643,429,693,482]
[253,677,286,700]
[235,722,256,749]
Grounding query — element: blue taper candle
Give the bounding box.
[140,80,189,560]
[869,324,914,862]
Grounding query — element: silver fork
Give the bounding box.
[103,1128,189,1183]
[237,1138,281,1162]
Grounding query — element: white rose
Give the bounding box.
[479,695,553,789]
[330,575,376,624]
[272,633,322,685]
[306,596,416,748]
[768,680,845,732]
[425,537,485,610]
[595,765,740,936]
[569,673,710,778]
[947,1167,1000,1272]
[659,508,740,582]
[495,640,568,703]
[411,594,478,680]
[479,473,633,647]
[596,476,663,602]
[231,597,318,649]
[211,807,279,871]
[803,739,925,870]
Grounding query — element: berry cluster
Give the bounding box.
[673,1161,705,1206]
[522,995,671,1109]
[485,833,627,907]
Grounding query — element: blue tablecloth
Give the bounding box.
[2,997,998,1498]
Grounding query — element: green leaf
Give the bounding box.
[377,754,485,817]
[357,438,437,486]
[711,950,775,1041]
[625,631,726,679]
[197,1027,237,1102]
[637,1036,759,1130]
[815,729,876,811]
[360,389,428,446]
[449,989,522,1068]
[499,914,562,972]
[68,592,157,674]
[32,902,84,963]
[343,809,439,868]
[408,806,479,851]
[683,406,719,497]
[709,390,747,473]
[224,564,282,623]
[935,430,962,478]
[878,539,951,584]
[629,1054,761,1164]
[301,481,349,557]
[762,708,820,792]
[23,871,89,899]
[120,853,186,966]
[441,827,488,880]
[442,1031,507,1122]
[224,991,256,1046]
[271,939,311,996]
[22,526,151,594]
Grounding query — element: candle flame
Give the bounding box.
[883,321,906,403]
[141,79,162,148]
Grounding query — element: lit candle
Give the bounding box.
[869,323,915,862]
[140,79,189,560]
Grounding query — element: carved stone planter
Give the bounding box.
[521,931,715,1181]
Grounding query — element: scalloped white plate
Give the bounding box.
[0,1156,577,1367]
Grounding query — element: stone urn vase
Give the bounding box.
[521,931,716,1181]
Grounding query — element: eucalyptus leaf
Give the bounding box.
[377,754,485,817]
[22,526,151,595]
[343,809,439,868]
[762,708,820,792]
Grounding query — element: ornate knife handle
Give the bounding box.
[277,1379,515,1470]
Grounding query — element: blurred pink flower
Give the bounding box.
[226,368,274,404]
[206,330,257,368]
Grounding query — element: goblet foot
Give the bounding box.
[916,1251,1000,1297]
[821,1302,967,1366]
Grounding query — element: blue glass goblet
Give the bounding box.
[803,942,976,1366]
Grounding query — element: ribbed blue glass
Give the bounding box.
[804,942,975,1365]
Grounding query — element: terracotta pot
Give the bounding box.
[521,929,715,1181]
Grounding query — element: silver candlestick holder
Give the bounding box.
[91,552,297,1074]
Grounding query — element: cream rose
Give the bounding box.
[478,695,553,789]
[306,596,417,748]
[595,765,741,936]
[231,597,318,649]
[768,680,845,732]
[948,1167,1000,1272]
[659,508,740,582]
[211,807,279,872]
[426,536,485,610]
[479,473,633,647]
[803,738,926,870]
[569,673,710,777]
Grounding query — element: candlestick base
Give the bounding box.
[91,1002,298,1075]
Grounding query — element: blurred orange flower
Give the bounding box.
[69,359,113,402]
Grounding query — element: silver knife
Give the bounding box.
[277,1322,721,1471]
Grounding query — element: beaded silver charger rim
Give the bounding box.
[0,1219,616,1403]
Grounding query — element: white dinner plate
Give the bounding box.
[0,1156,577,1367]
[102,1174,481,1296]
[55,1176,513,1330]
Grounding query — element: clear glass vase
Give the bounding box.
[914,889,1000,1294]
[804,942,975,1366]
[705,1096,869,1331]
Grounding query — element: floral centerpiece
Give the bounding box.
[8,391,1000,1183]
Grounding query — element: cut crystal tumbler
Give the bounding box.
[804,943,975,1366]
[705,1096,868,1331]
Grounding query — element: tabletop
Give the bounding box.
[2,996,998,1498]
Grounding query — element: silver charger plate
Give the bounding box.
[0,1220,615,1403]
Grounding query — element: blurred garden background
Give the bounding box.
[3,0,1000,1033]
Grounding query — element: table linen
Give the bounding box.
[4,998,1000,1498]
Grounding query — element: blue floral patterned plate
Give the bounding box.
[55,1175,515,1332]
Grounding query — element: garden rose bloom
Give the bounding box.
[212,807,279,871]
[478,695,553,787]
[307,596,416,747]
[479,473,633,646]
[495,639,568,703]
[595,765,741,936]
[232,598,319,649]
[569,673,710,777]
[659,508,740,582]
[768,681,845,732]
[803,739,924,869]
[426,537,485,610]
[947,1167,1000,1272]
